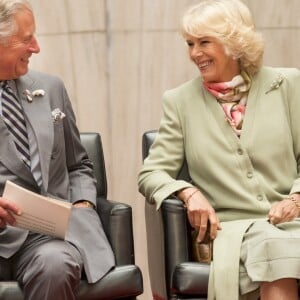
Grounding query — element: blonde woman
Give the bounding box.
[138,0,300,299]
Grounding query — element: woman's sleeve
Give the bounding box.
[138,90,193,209]
[286,68,300,194]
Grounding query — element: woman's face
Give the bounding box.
[186,35,240,83]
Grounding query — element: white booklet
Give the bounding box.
[3,180,72,239]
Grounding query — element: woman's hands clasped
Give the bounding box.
[268,194,300,225]
[0,197,21,228]
[177,187,221,242]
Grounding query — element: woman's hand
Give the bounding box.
[0,197,21,228]
[177,187,221,242]
[268,195,300,225]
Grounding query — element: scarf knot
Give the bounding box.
[204,71,251,136]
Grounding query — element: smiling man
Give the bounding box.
[0,1,114,299]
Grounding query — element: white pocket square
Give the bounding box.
[52,108,66,122]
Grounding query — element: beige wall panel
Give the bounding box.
[65,0,106,32]
[108,0,142,30]
[108,32,142,199]
[107,31,151,299]
[263,29,300,69]
[70,33,110,149]
[30,0,69,34]
[138,31,198,134]
[246,0,300,27]
[30,35,77,112]
[70,32,112,199]
[142,0,198,30]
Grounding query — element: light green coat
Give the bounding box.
[138,66,300,299]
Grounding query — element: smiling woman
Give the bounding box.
[138,0,300,299]
[184,35,240,82]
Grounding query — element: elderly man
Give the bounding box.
[0,1,114,299]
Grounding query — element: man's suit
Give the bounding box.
[0,69,115,283]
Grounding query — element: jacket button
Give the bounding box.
[257,195,263,201]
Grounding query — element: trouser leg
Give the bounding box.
[13,233,83,300]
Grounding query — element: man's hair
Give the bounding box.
[181,0,264,75]
[0,0,32,45]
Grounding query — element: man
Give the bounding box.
[0,1,115,299]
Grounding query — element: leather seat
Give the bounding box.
[142,130,209,300]
[0,132,143,300]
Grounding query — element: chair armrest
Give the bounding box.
[145,197,191,299]
[161,198,191,292]
[172,262,210,296]
[96,197,135,265]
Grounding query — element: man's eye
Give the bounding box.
[23,37,32,44]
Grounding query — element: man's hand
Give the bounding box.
[72,200,95,209]
[0,197,21,228]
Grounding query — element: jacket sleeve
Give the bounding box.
[138,90,193,209]
[61,84,97,205]
[285,68,300,194]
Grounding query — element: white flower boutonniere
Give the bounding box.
[52,108,66,122]
[23,89,45,102]
[265,74,284,94]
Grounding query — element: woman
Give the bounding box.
[138,0,300,299]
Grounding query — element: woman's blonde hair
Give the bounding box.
[181,0,264,75]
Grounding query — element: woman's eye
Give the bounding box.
[200,40,209,45]
[186,41,194,47]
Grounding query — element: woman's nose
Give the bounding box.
[191,46,203,58]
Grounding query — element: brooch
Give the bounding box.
[265,74,284,94]
[23,89,45,102]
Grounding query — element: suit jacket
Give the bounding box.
[0,70,114,283]
[138,66,300,299]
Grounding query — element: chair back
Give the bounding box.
[80,132,107,198]
[142,130,191,181]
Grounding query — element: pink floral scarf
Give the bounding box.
[204,71,251,136]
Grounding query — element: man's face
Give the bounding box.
[0,8,40,80]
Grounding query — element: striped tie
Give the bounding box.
[1,81,31,168]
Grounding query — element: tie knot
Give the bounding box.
[0,80,8,89]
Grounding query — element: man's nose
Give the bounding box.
[29,36,40,54]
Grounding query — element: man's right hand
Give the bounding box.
[0,198,21,228]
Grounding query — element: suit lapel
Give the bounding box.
[15,74,54,192]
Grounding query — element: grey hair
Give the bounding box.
[0,0,33,44]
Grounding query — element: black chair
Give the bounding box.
[142,130,209,300]
[0,132,143,300]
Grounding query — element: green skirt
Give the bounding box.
[239,218,300,294]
